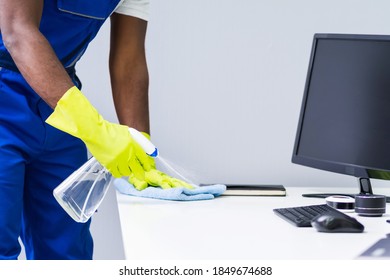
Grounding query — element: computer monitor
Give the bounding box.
[292,33,390,202]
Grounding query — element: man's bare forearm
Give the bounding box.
[6,30,73,108]
[110,62,150,133]
[110,14,150,133]
[0,0,73,108]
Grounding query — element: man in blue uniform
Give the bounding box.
[0,0,190,260]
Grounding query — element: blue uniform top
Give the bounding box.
[0,0,122,73]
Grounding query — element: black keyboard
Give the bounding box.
[273,204,346,227]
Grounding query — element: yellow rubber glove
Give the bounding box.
[129,133,194,190]
[45,86,151,179]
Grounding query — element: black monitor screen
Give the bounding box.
[293,34,390,180]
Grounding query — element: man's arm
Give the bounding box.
[109,13,150,133]
[0,0,73,108]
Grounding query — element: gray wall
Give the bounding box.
[75,0,390,259]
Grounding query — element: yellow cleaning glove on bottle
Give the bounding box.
[45,86,151,179]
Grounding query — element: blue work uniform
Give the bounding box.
[0,0,121,260]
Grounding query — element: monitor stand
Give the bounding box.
[302,177,390,203]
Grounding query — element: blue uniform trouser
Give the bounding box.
[0,67,93,259]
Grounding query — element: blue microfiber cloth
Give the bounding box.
[114,178,226,201]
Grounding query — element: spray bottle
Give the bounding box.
[53,128,159,223]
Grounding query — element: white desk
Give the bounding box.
[116,187,390,260]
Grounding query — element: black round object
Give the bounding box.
[355,194,386,217]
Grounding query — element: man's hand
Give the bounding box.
[46,86,152,179]
[127,133,194,190]
[128,165,195,191]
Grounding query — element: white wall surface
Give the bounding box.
[75,0,390,259]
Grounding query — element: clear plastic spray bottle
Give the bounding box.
[53,128,158,223]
